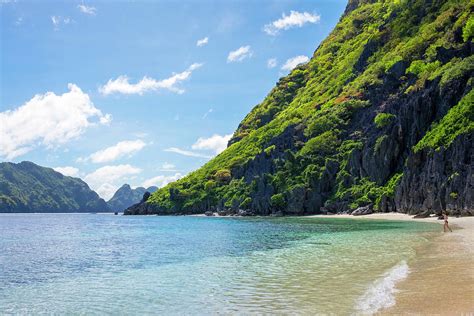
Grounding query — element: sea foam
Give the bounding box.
[354,261,410,315]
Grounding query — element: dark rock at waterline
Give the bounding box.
[351,205,373,216]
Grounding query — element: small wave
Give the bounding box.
[354,261,409,315]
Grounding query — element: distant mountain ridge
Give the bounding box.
[0,161,109,213]
[107,184,158,212]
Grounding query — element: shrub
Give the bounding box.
[406,60,441,76]
[240,197,252,209]
[270,193,286,209]
[374,135,389,152]
[214,169,231,184]
[300,131,340,156]
[374,113,396,128]
[463,16,474,42]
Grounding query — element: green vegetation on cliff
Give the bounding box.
[0,161,109,213]
[129,0,473,216]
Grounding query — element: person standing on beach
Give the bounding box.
[443,212,452,232]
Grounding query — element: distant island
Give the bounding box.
[0,161,109,213]
[126,0,473,216]
[107,184,157,212]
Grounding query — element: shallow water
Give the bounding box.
[0,213,439,314]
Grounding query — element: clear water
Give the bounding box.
[0,214,439,314]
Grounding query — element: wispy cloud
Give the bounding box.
[196,37,209,47]
[264,11,320,36]
[79,139,147,163]
[51,16,71,30]
[99,63,203,95]
[281,55,309,71]
[0,84,111,160]
[267,58,277,69]
[164,147,212,159]
[202,108,213,119]
[227,46,252,63]
[158,162,179,172]
[77,4,97,16]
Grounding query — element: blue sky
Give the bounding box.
[1,0,346,200]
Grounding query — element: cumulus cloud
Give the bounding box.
[0,84,111,160]
[84,164,142,200]
[80,139,146,163]
[77,4,97,15]
[227,46,252,63]
[281,55,310,71]
[192,134,232,154]
[267,58,277,68]
[264,11,320,36]
[141,173,183,188]
[196,37,209,47]
[53,166,80,177]
[164,147,212,159]
[99,63,202,96]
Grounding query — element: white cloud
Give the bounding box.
[281,55,310,71]
[196,37,209,47]
[267,58,277,69]
[51,16,71,29]
[141,173,183,188]
[95,183,117,201]
[192,134,231,154]
[53,166,80,177]
[0,84,111,160]
[99,63,202,96]
[77,4,97,15]
[84,164,142,200]
[227,46,252,63]
[81,139,146,163]
[164,147,212,159]
[264,11,320,36]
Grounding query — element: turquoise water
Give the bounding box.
[0,214,438,314]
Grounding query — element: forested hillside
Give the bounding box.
[126,0,473,216]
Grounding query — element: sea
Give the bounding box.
[0,213,439,315]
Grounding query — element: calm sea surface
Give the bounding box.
[0,213,439,314]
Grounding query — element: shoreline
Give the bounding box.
[310,213,474,314]
[196,212,474,314]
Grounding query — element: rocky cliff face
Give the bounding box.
[0,161,110,213]
[107,184,157,212]
[125,0,473,216]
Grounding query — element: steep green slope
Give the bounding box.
[0,161,110,213]
[126,0,473,216]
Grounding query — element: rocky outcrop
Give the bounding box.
[396,133,473,216]
[107,184,158,212]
